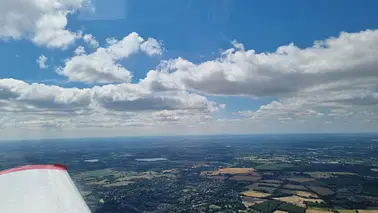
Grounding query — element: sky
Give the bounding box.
[1,0,378,140]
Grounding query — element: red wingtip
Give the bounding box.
[53,164,68,170]
[0,164,67,176]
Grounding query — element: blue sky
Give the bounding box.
[1,0,378,139]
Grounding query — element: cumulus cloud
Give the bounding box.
[36,55,48,69]
[0,78,217,112]
[140,38,164,56]
[57,32,163,83]
[145,30,378,97]
[0,74,223,139]
[136,29,378,127]
[74,46,86,55]
[93,85,217,112]
[0,0,85,49]
[0,79,91,112]
[236,89,378,126]
[83,34,99,48]
[2,29,378,138]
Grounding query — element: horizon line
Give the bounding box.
[1,132,378,142]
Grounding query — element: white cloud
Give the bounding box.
[0,78,91,112]
[140,38,164,56]
[92,84,218,112]
[0,78,219,133]
[58,32,163,83]
[1,29,378,139]
[138,29,378,132]
[0,75,223,140]
[36,55,49,69]
[0,78,217,112]
[83,34,99,48]
[74,46,86,55]
[0,0,85,49]
[236,89,378,127]
[146,30,378,98]
[57,47,133,84]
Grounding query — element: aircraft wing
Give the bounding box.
[0,165,92,213]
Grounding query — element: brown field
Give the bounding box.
[283,184,308,190]
[287,177,316,182]
[242,200,263,207]
[274,195,324,207]
[201,171,215,176]
[306,209,332,213]
[338,210,357,213]
[308,186,334,196]
[217,168,256,174]
[331,172,358,176]
[230,175,261,182]
[242,197,266,207]
[306,206,333,212]
[242,190,271,198]
[358,210,378,213]
[297,190,319,198]
[201,168,256,176]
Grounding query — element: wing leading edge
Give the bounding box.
[0,165,92,213]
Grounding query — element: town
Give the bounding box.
[1,134,378,213]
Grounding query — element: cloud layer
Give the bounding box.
[1,22,378,138]
[144,30,378,98]
[0,78,217,112]
[138,30,378,129]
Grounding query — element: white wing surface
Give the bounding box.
[0,165,92,213]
